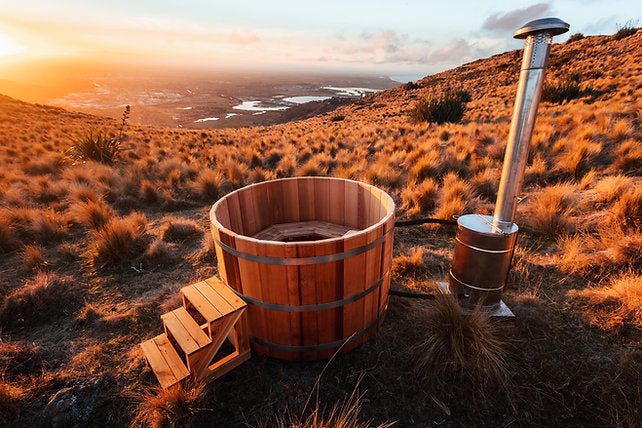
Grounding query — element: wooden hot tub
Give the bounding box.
[210,177,394,360]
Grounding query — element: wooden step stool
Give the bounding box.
[141,276,250,389]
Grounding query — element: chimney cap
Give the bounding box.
[514,17,569,39]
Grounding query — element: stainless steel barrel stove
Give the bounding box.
[448,18,569,312]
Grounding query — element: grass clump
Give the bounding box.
[143,239,175,268]
[0,218,19,254]
[91,212,148,267]
[542,78,581,104]
[391,246,425,279]
[411,91,468,124]
[69,199,114,230]
[68,105,129,164]
[613,21,638,40]
[160,217,202,243]
[567,33,584,43]
[569,273,642,334]
[192,169,224,201]
[132,382,205,428]
[521,182,577,235]
[0,272,82,329]
[0,379,27,426]
[401,178,439,215]
[411,294,508,387]
[22,244,46,271]
[268,386,393,428]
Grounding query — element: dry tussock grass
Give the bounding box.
[520,182,578,235]
[0,378,27,426]
[434,172,474,219]
[411,294,508,388]
[401,178,439,216]
[91,212,149,267]
[268,387,394,428]
[21,244,46,270]
[191,168,225,201]
[143,239,176,268]
[569,273,642,334]
[0,272,82,330]
[132,382,206,428]
[391,246,425,278]
[68,199,114,230]
[160,217,202,243]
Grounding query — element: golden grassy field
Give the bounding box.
[0,29,640,427]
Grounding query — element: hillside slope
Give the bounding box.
[0,30,640,427]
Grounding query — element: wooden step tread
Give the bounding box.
[162,307,211,355]
[203,277,246,312]
[141,333,190,389]
[182,284,224,322]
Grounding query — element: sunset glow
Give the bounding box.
[1,0,640,77]
[0,33,24,56]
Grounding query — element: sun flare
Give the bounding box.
[0,32,23,56]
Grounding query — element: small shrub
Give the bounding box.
[542,79,581,103]
[160,217,202,243]
[91,212,148,266]
[613,21,638,40]
[330,114,345,122]
[68,130,122,165]
[450,89,472,103]
[0,272,82,329]
[567,33,584,43]
[402,81,420,90]
[68,105,130,164]
[411,92,467,124]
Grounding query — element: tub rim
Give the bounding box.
[209,176,395,248]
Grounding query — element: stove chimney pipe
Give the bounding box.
[493,17,570,231]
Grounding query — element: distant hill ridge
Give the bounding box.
[1,30,640,132]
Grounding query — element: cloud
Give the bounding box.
[314,30,496,73]
[483,3,552,31]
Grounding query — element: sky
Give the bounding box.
[0,0,640,80]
